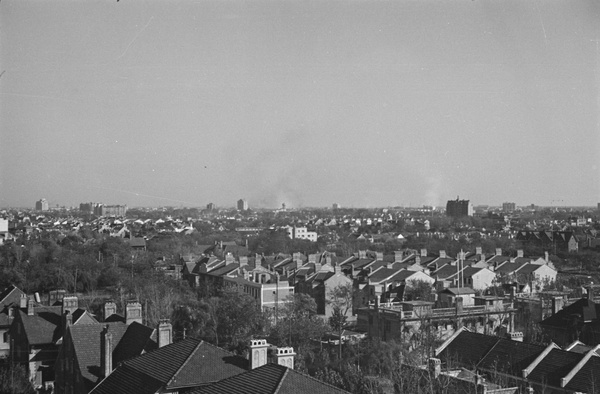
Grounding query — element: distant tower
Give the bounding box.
[237,199,248,211]
[281,203,286,210]
[446,197,473,218]
[35,198,49,211]
[502,202,516,213]
[332,203,340,210]
[206,202,215,211]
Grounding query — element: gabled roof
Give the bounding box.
[440,287,476,296]
[493,261,528,275]
[0,285,25,310]
[68,322,130,390]
[368,267,399,284]
[477,338,545,375]
[188,363,350,394]
[526,348,583,388]
[431,264,459,280]
[436,330,499,367]
[91,338,248,394]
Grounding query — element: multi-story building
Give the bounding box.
[237,199,248,211]
[206,202,215,211]
[445,198,473,218]
[35,198,49,211]
[502,202,516,212]
[93,204,127,217]
[284,226,317,242]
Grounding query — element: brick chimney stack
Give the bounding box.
[125,301,143,325]
[101,325,113,377]
[157,319,172,348]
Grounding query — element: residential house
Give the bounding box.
[295,263,352,318]
[55,319,160,394]
[539,288,600,346]
[89,337,249,394]
[435,327,600,394]
[10,295,98,391]
[0,284,26,359]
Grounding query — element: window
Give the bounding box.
[2,332,8,343]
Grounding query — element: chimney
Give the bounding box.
[394,251,403,262]
[308,254,317,264]
[314,262,322,273]
[125,301,143,325]
[420,249,428,257]
[552,296,564,314]
[517,250,524,258]
[249,339,269,369]
[27,297,35,316]
[103,300,117,321]
[587,284,595,300]
[386,263,393,269]
[358,250,367,259]
[239,256,248,267]
[475,246,482,255]
[64,310,73,328]
[439,250,446,259]
[506,332,524,342]
[544,251,549,262]
[428,358,441,378]
[455,297,463,314]
[62,295,78,316]
[334,264,342,274]
[157,319,172,348]
[375,252,383,261]
[101,325,113,377]
[19,294,27,309]
[274,347,296,369]
[225,253,235,265]
[325,255,332,265]
[495,248,502,256]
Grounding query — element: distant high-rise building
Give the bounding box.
[79,202,94,213]
[237,199,248,211]
[332,203,340,210]
[446,197,473,218]
[502,202,516,212]
[35,198,49,211]
[93,204,127,217]
[206,203,215,211]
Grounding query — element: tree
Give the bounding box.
[0,364,36,394]
[404,280,434,301]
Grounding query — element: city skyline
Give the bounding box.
[1,1,599,209]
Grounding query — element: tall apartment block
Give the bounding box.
[446,197,473,217]
[237,199,248,211]
[35,198,49,211]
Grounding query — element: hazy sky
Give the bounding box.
[1,0,599,209]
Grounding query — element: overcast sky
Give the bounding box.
[1,0,599,209]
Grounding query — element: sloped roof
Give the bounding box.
[0,285,24,309]
[69,322,130,390]
[477,338,545,375]
[188,363,350,394]
[18,308,61,345]
[91,338,248,394]
[564,355,600,392]
[368,267,399,283]
[437,330,499,368]
[541,298,599,330]
[527,349,583,387]
[112,322,157,363]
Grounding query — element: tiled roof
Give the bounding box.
[69,322,129,389]
[564,354,600,392]
[0,285,24,309]
[437,331,499,368]
[188,363,350,394]
[477,339,545,375]
[18,309,61,345]
[368,268,399,283]
[112,322,157,363]
[91,338,248,394]
[527,349,582,387]
[493,261,527,274]
[432,264,459,280]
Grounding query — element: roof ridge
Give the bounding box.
[166,339,205,388]
[272,364,289,393]
[123,337,201,367]
[283,365,350,393]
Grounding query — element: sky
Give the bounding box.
[1,0,599,209]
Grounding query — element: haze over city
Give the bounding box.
[1,0,599,209]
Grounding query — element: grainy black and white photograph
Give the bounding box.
[1,1,599,393]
